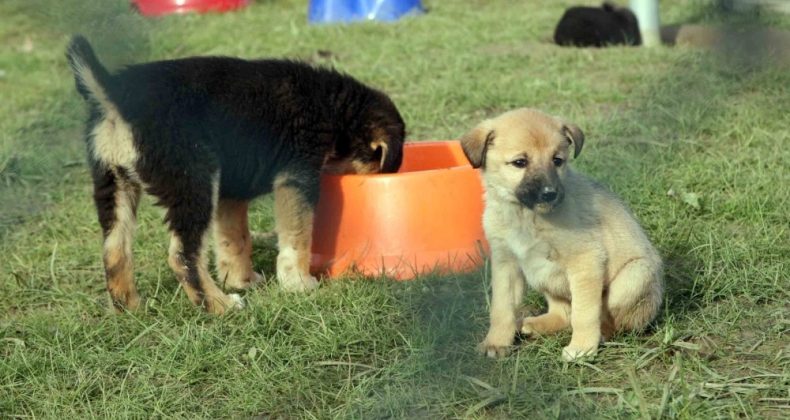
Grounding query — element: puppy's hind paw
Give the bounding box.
[518,317,539,337]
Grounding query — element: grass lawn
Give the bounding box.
[1,0,788,417]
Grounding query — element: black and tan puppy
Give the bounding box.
[66,36,405,314]
[461,109,662,361]
[554,2,642,47]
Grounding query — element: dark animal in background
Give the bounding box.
[66,36,405,314]
[554,2,642,47]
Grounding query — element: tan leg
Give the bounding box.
[520,294,571,336]
[563,257,605,361]
[512,269,525,309]
[214,199,263,290]
[273,175,319,292]
[478,247,524,358]
[100,177,141,312]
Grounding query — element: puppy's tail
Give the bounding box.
[66,35,114,110]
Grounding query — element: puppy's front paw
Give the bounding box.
[278,270,319,292]
[108,289,142,314]
[477,340,512,359]
[561,344,598,362]
[276,247,319,292]
[477,330,516,359]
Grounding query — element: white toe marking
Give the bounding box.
[276,246,319,292]
[228,293,244,309]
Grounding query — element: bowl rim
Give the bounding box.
[321,140,476,182]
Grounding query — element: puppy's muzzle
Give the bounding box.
[516,183,563,211]
[538,186,559,203]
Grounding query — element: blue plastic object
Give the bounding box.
[308,0,423,23]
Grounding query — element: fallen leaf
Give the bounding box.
[246,346,258,360]
[681,191,701,210]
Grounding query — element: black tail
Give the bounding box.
[66,35,113,105]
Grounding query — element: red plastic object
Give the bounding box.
[311,141,489,280]
[132,0,249,16]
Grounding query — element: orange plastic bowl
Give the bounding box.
[311,141,489,280]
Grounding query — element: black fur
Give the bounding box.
[70,42,405,201]
[554,2,642,47]
[66,35,405,310]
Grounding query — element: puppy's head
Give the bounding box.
[323,90,405,175]
[460,108,584,213]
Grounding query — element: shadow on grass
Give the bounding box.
[347,270,599,418]
[660,242,706,317]
[352,5,788,416]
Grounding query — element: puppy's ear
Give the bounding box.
[459,123,495,169]
[562,124,585,158]
[370,125,404,173]
[372,139,402,173]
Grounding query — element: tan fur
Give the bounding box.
[70,56,115,115]
[370,127,391,169]
[323,129,392,175]
[79,67,144,312]
[463,108,663,362]
[322,157,381,175]
[103,179,140,312]
[91,115,138,171]
[214,199,263,290]
[273,174,319,292]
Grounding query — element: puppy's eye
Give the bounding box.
[511,158,527,168]
[553,157,564,167]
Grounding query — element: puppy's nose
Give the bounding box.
[539,187,558,203]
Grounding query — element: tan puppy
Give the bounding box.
[461,108,663,361]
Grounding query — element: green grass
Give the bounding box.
[1,0,789,417]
